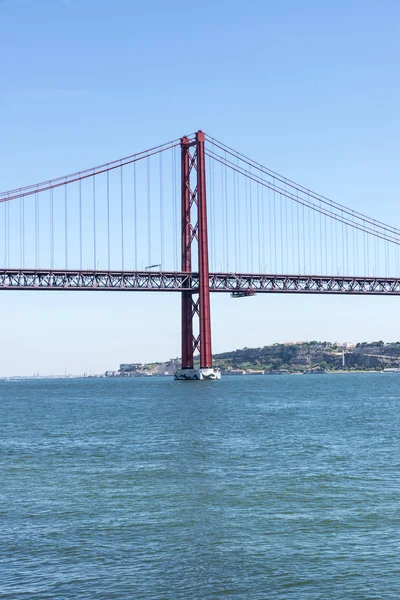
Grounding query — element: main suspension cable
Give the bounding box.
[206,135,400,238]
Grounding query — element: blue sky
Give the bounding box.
[1,0,400,375]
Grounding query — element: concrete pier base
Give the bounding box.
[174,368,221,381]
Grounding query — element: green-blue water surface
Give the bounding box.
[1,374,400,599]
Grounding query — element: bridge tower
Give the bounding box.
[174,131,220,381]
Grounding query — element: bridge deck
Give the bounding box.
[0,269,399,295]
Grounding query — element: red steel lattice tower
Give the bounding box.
[180,131,213,373]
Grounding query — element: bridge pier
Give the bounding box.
[174,131,220,381]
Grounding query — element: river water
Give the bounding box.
[1,374,400,599]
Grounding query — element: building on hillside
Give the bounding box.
[221,369,245,376]
[304,366,327,374]
[119,363,142,373]
[336,342,356,349]
[245,369,265,375]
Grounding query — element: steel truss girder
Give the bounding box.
[0,269,192,291]
[1,270,400,295]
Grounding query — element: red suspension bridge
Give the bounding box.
[2,131,400,379]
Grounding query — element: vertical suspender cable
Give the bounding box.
[273,181,277,272]
[308,205,312,273]
[280,193,284,273]
[225,151,229,270]
[233,167,237,271]
[236,154,241,272]
[363,221,366,276]
[257,184,261,272]
[134,162,138,270]
[50,189,54,268]
[319,201,323,274]
[291,191,295,273]
[65,182,68,269]
[302,203,306,273]
[334,214,338,274]
[261,175,266,272]
[324,214,327,274]
[107,170,110,270]
[261,175,265,271]
[147,157,151,266]
[211,147,216,272]
[37,192,39,269]
[211,147,216,271]
[245,177,249,271]
[376,229,380,275]
[159,152,164,268]
[208,154,214,270]
[79,179,83,271]
[297,192,300,274]
[221,161,226,270]
[22,194,25,268]
[35,192,38,269]
[3,200,6,267]
[93,174,96,270]
[171,150,177,271]
[342,213,345,276]
[385,237,388,277]
[7,199,10,267]
[249,167,253,271]
[4,199,7,268]
[121,167,124,271]
[284,190,288,273]
[19,197,22,268]
[356,225,360,275]
[269,186,272,271]
[385,234,387,278]
[283,184,287,273]
[313,208,316,274]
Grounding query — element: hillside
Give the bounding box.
[112,341,400,377]
[211,341,400,372]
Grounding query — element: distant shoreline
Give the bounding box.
[2,369,399,380]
